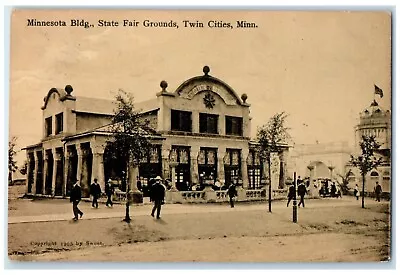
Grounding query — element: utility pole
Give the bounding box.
[293,172,298,223]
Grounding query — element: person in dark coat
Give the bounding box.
[297,181,307,207]
[330,183,337,198]
[374,182,382,202]
[70,180,83,221]
[287,183,296,207]
[150,176,166,219]
[90,178,102,208]
[227,183,238,208]
[105,179,114,207]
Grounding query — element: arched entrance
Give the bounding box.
[306,160,331,197]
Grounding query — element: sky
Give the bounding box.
[9,10,391,165]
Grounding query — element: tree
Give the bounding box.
[8,136,18,184]
[108,89,153,222]
[337,169,353,195]
[350,135,382,208]
[20,160,28,176]
[256,112,290,212]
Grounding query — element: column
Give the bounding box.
[190,146,200,185]
[192,111,200,133]
[63,149,71,197]
[51,148,60,197]
[307,165,318,197]
[218,115,226,135]
[42,151,49,195]
[90,144,105,191]
[76,145,83,184]
[161,148,170,180]
[170,162,179,191]
[278,150,288,189]
[241,149,249,189]
[25,154,32,194]
[328,166,335,180]
[128,156,139,192]
[97,153,105,193]
[33,152,39,194]
[217,148,225,184]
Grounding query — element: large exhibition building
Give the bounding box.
[23,66,289,199]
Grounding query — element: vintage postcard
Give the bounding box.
[8,9,391,263]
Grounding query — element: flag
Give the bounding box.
[374,85,383,98]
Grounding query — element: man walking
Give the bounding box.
[374,182,382,202]
[90,178,102,208]
[105,179,114,207]
[297,181,307,207]
[287,183,296,207]
[227,183,238,208]
[70,180,83,221]
[150,176,165,219]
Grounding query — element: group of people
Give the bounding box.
[286,176,307,207]
[69,178,116,221]
[353,182,383,202]
[69,176,167,221]
[318,180,342,198]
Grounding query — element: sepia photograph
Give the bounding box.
[7,9,391,263]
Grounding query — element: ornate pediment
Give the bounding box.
[174,66,246,106]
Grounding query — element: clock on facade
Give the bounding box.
[203,92,216,109]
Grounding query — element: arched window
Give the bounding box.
[370,171,379,177]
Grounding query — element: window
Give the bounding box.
[199,113,218,134]
[45,116,52,137]
[55,113,63,134]
[198,147,218,183]
[171,110,192,132]
[224,149,241,186]
[247,150,263,189]
[226,116,243,136]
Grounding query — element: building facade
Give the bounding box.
[24,66,289,198]
[345,99,391,194]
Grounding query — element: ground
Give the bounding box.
[7,185,391,262]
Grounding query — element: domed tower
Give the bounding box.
[353,99,391,193]
[355,99,391,151]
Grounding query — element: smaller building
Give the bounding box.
[345,99,391,194]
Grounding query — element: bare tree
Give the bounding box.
[107,89,153,222]
[8,136,18,185]
[256,112,290,212]
[350,135,382,208]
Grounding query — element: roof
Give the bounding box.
[21,142,43,150]
[74,97,159,115]
[74,96,115,115]
[62,121,163,141]
[361,100,390,118]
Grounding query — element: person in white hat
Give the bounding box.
[105,179,115,207]
[150,176,166,219]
